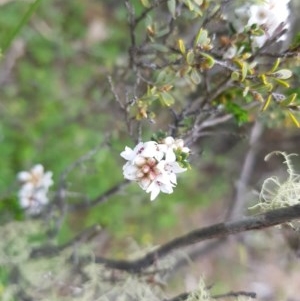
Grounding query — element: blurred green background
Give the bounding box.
[0,0,231,246]
[1,0,300,299]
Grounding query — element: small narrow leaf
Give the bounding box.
[273,78,290,88]
[270,58,280,73]
[287,110,300,127]
[279,93,297,106]
[2,0,43,53]
[241,62,248,81]
[260,74,268,85]
[265,83,273,92]
[178,39,186,54]
[243,86,249,97]
[261,94,272,111]
[150,43,169,52]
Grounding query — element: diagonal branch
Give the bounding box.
[167,290,256,301]
[94,204,300,273]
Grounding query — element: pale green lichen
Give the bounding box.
[251,151,300,211]
[186,277,211,301]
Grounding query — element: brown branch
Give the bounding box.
[213,290,256,299]
[93,204,300,273]
[166,290,256,301]
[134,0,169,26]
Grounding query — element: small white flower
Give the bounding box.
[121,141,164,162]
[17,164,53,190]
[226,0,290,48]
[146,174,174,201]
[174,138,190,153]
[247,1,290,47]
[18,187,49,214]
[17,164,53,214]
[158,137,190,161]
[157,160,187,185]
[223,45,238,59]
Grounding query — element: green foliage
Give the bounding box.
[1,0,43,53]
[1,0,300,298]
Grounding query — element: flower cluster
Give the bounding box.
[17,164,53,214]
[227,0,290,48]
[121,136,190,200]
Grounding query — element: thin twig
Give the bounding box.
[134,0,169,26]
[69,180,130,211]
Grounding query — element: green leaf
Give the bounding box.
[270,58,280,73]
[167,0,177,19]
[261,94,272,111]
[231,71,240,81]
[279,93,297,106]
[273,78,290,88]
[2,0,43,53]
[156,69,174,84]
[200,52,215,68]
[186,50,195,65]
[225,102,248,124]
[273,69,292,79]
[190,68,201,85]
[156,27,170,38]
[159,91,175,106]
[241,61,248,81]
[141,0,151,8]
[287,111,300,127]
[178,39,186,54]
[194,28,208,47]
[150,43,169,52]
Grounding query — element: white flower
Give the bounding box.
[120,141,164,162]
[18,186,49,214]
[17,164,53,214]
[226,0,290,48]
[146,174,175,201]
[247,0,290,47]
[120,136,189,200]
[17,164,53,191]
[157,160,187,185]
[158,136,190,162]
[223,45,238,59]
